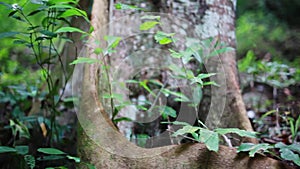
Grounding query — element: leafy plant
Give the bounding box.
[0,146,96,168]
[0,0,88,137]
[0,0,89,168]
[237,142,300,167]
[275,142,300,166]
[238,50,299,88]
[287,116,300,143]
[164,121,257,152]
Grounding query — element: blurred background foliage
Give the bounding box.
[237,0,300,63]
[0,0,44,89]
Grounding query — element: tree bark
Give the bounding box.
[74,0,292,168]
[193,0,253,131]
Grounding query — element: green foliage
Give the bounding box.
[140,21,160,31]
[9,119,30,140]
[237,143,272,157]
[236,10,288,58]
[237,142,300,167]
[55,26,88,34]
[0,146,18,153]
[24,155,35,169]
[0,146,88,168]
[154,31,175,45]
[134,134,150,147]
[287,116,300,143]
[215,128,257,138]
[275,142,300,166]
[199,129,219,151]
[0,0,90,168]
[160,106,177,119]
[238,50,300,88]
[165,121,258,152]
[38,148,66,155]
[114,3,144,11]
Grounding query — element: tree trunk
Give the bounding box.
[192,0,256,143]
[75,0,291,168]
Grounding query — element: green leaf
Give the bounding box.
[48,0,77,5]
[199,129,219,152]
[24,155,35,169]
[16,145,29,155]
[8,10,18,17]
[192,86,202,105]
[191,132,200,141]
[169,49,182,58]
[149,79,164,86]
[10,119,30,139]
[40,30,57,38]
[160,106,177,118]
[180,48,194,64]
[89,26,94,34]
[281,149,300,166]
[238,50,255,72]
[161,89,190,102]
[37,148,66,155]
[154,31,175,45]
[141,15,160,20]
[55,27,86,34]
[215,128,257,138]
[0,32,20,39]
[114,3,143,10]
[237,143,256,152]
[125,79,139,83]
[158,37,172,45]
[94,48,103,55]
[87,164,96,169]
[27,9,44,16]
[237,143,272,157]
[13,39,29,45]
[59,8,88,20]
[140,21,160,31]
[37,155,65,161]
[69,57,99,65]
[66,155,80,163]
[203,81,219,87]
[288,143,300,153]
[104,36,121,50]
[197,73,216,79]
[139,80,156,96]
[11,15,25,22]
[172,125,201,137]
[48,4,75,9]
[209,47,234,57]
[0,146,17,153]
[275,142,300,153]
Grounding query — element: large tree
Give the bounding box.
[76,0,291,168]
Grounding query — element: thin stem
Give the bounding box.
[166,129,198,142]
[102,56,115,114]
[147,80,168,114]
[221,134,232,147]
